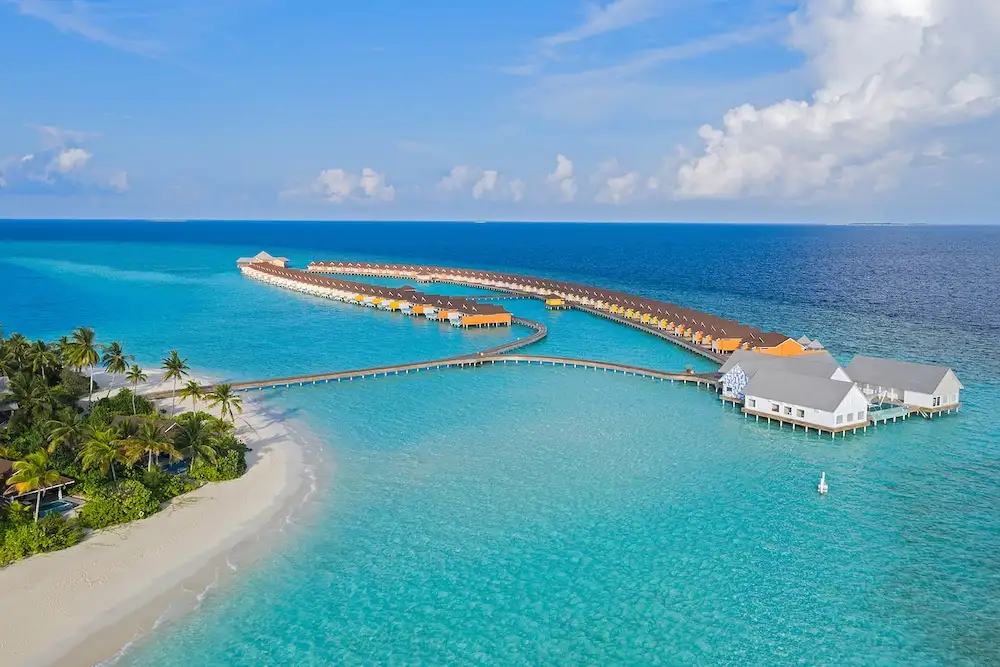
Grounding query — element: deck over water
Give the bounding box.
[144,317,716,398]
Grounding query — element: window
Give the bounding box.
[836,414,844,424]
[784,406,792,416]
[771,403,780,413]
[796,408,805,419]
[932,396,942,407]
[748,398,756,408]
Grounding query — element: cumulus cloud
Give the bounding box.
[676,0,1000,199]
[437,165,526,202]
[287,167,396,203]
[50,147,92,173]
[546,154,577,202]
[592,158,641,204]
[0,125,125,195]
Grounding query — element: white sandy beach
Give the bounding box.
[0,372,308,667]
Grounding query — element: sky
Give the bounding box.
[1,0,999,223]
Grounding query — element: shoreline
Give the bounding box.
[0,375,319,667]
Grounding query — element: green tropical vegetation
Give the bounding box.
[1,327,249,567]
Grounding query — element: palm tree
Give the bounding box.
[125,364,147,415]
[101,341,131,397]
[65,326,100,404]
[179,380,205,412]
[161,350,189,415]
[122,422,181,471]
[176,416,218,470]
[7,372,55,425]
[1,333,29,376]
[28,340,60,383]
[6,451,61,522]
[46,409,88,454]
[208,384,243,424]
[79,427,125,482]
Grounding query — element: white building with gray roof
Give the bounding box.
[718,349,851,400]
[845,356,962,411]
[742,370,871,433]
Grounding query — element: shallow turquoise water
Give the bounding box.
[2,223,998,666]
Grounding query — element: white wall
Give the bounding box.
[745,386,870,430]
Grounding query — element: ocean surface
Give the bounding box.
[2,221,999,665]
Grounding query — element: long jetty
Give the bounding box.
[143,314,716,399]
[146,354,715,398]
[307,260,794,363]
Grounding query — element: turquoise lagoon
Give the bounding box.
[1,222,998,665]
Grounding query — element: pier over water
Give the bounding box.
[306,260,813,361]
[223,254,962,440]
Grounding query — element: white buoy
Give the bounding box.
[818,472,828,495]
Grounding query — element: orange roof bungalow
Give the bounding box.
[712,337,744,354]
[461,312,512,327]
[753,334,819,357]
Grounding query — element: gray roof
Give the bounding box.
[743,370,861,412]
[718,349,844,380]
[845,355,959,394]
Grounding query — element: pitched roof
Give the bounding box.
[743,371,860,412]
[238,250,289,264]
[757,331,794,348]
[844,356,959,394]
[718,349,844,379]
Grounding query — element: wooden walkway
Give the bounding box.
[142,313,716,398]
[146,354,716,397]
[314,269,726,364]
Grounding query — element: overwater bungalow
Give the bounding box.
[845,356,962,413]
[236,251,289,268]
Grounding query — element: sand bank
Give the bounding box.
[0,381,309,667]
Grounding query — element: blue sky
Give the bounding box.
[1,0,998,222]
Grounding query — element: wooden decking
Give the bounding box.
[145,355,717,398]
[741,407,870,437]
[142,313,717,399]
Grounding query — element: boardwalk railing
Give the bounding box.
[143,352,717,398]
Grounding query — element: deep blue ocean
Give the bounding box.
[2,221,999,665]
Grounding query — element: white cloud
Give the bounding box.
[108,170,130,191]
[592,158,641,204]
[358,167,395,201]
[546,154,578,202]
[472,170,500,199]
[437,165,479,195]
[517,23,782,123]
[1,126,126,195]
[543,0,664,48]
[437,165,526,202]
[676,0,1000,199]
[288,167,395,203]
[50,147,92,173]
[7,0,165,57]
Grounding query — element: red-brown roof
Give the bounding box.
[307,261,789,343]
